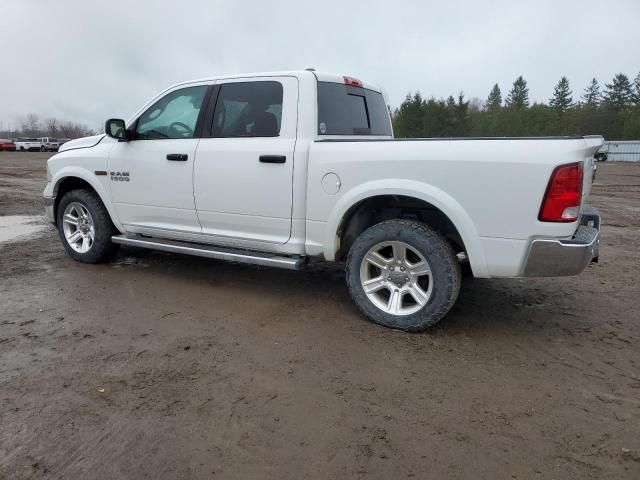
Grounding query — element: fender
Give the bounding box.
[323,179,490,278]
[51,166,125,233]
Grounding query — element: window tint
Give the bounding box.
[212,81,283,137]
[317,81,392,136]
[136,85,207,139]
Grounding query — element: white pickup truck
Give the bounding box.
[44,70,602,331]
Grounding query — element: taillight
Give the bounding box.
[539,162,583,222]
[343,76,363,88]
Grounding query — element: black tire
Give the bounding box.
[20,146,25,152]
[56,189,118,263]
[595,153,607,162]
[346,219,461,331]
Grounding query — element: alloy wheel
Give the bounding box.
[359,241,433,315]
[62,202,95,253]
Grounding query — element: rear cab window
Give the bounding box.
[317,80,392,136]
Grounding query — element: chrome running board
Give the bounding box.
[111,234,305,270]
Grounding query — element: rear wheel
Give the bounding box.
[346,219,461,331]
[56,189,118,263]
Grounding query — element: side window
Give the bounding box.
[211,81,283,137]
[136,85,207,140]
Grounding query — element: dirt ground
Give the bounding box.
[1,152,639,479]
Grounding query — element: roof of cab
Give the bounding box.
[170,70,383,93]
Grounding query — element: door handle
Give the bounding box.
[259,155,286,164]
[166,153,188,161]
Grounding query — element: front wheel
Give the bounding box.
[56,189,118,263]
[346,219,461,331]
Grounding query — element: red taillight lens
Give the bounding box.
[539,162,583,222]
[343,76,363,87]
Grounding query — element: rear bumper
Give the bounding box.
[523,206,600,277]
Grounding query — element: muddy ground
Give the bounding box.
[1,152,639,479]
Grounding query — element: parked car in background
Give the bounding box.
[57,138,71,148]
[13,138,41,151]
[40,137,60,152]
[0,139,17,151]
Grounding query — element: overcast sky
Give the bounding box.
[1,0,639,131]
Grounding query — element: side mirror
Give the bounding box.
[105,118,129,141]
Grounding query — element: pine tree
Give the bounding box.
[633,72,640,104]
[549,77,574,113]
[581,78,601,106]
[392,92,426,138]
[454,93,470,136]
[505,76,529,109]
[485,84,502,110]
[603,73,634,111]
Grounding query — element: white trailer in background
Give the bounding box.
[598,141,640,162]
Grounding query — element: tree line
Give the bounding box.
[393,72,640,139]
[0,113,95,139]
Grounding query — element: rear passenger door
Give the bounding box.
[193,77,298,244]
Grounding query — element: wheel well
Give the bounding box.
[335,195,466,261]
[53,177,98,224]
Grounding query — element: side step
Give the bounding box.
[111,234,306,270]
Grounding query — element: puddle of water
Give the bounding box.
[0,215,49,244]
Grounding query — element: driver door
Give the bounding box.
[109,83,210,235]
